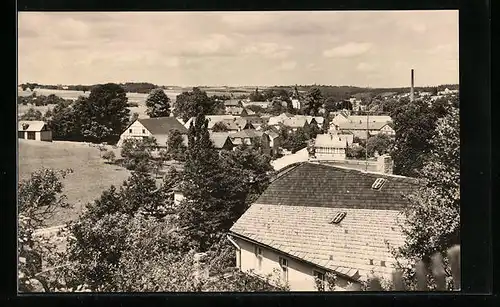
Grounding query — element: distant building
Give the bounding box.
[311,133,348,161]
[209,132,235,151]
[336,121,395,140]
[118,117,188,148]
[228,129,272,155]
[18,121,52,142]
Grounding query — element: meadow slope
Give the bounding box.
[18,139,131,227]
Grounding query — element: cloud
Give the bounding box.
[323,42,372,58]
[356,62,377,72]
[411,23,427,33]
[278,61,297,71]
[426,44,456,55]
[242,43,293,59]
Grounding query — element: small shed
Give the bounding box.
[18,121,52,142]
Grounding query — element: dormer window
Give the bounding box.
[330,211,346,224]
[371,178,387,190]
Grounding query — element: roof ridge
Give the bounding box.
[305,161,419,181]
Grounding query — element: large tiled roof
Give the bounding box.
[209,132,232,149]
[347,115,393,123]
[255,162,419,211]
[229,129,264,139]
[230,204,406,279]
[230,162,420,280]
[138,117,188,135]
[337,121,390,131]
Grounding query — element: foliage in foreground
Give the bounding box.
[393,104,460,288]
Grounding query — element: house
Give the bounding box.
[219,118,255,132]
[209,132,235,151]
[228,162,419,291]
[281,117,309,133]
[228,129,271,154]
[117,117,188,148]
[184,115,240,130]
[225,107,256,116]
[336,121,395,140]
[311,133,348,161]
[242,101,270,109]
[347,115,392,124]
[18,121,52,142]
[263,131,281,156]
[224,99,242,108]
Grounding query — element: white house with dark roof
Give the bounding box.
[228,162,419,291]
[117,117,189,148]
[18,121,52,142]
[312,133,348,161]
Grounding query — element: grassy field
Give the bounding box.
[18,139,131,227]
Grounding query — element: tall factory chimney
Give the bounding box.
[410,69,415,102]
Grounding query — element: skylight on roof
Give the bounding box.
[371,178,387,190]
[330,212,346,224]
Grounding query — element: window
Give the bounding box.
[279,257,288,282]
[371,178,387,190]
[380,260,386,267]
[255,246,263,271]
[142,129,146,134]
[18,131,25,139]
[129,129,132,133]
[27,131,36,140]
[330,211,346,224]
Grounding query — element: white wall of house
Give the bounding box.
[233,237,352,291]
[118,121,152,146]
[18,130,52,142]
[379,125,395,136]
[314,147,346,161]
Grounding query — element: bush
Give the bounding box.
[102,151,116,164]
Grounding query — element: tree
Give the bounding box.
[20,107,43,121]
[166,129,187,161]
[322,112,330,133]
[245,104,266,115]
[178,112,273,251]
[282,128,308,153]
[346,143,366,159]
[366,133,394,157]
[174,88,223,122]
[249,88,265,102]
[301,87,323,116]
[76,83,130,144]
[212,121,229,132]
[393,105,459,289]
[390,97,451,177]
[323,97,339,113]
[120,137,158,172]
[102,150,116,164]
[129,112,139,124]
[66,172,171,290]
[145,88,171,118]
[18,168,73,292]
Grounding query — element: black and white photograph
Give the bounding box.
[17,10,460,292]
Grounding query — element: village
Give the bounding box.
[17,11,461,293]
[18,72,460,292]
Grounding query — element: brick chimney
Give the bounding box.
[410,69,415,102]
[376,154,393,174]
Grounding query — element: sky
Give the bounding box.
[17,11,459,88]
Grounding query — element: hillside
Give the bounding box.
[18,139,131,227]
